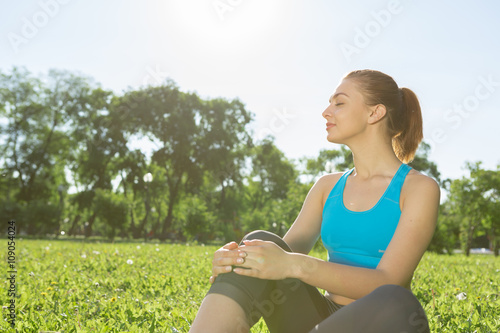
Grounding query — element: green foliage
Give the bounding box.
[93,189,130,240]
[428,201,460,254]
[409,142,441,183]
[2,240,498,332]
[175,195,216,242]
[444,162,500,256]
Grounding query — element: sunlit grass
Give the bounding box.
[1,239,498,332]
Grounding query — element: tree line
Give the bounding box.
[0,67,498,256]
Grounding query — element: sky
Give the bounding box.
[1,0,500,182]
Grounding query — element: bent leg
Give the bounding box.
[200,230,338,333]
[310,284,430,333]
[205,230,293,327]
[189,293,250,333]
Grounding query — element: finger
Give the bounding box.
[242,239,269,246]
[215,248,241,259]
[237,244,264,255]
[234,255,263,270]
[213,256,242,267]
[212,265,233,276]
[222,241,238,250]
[233,267,257,277]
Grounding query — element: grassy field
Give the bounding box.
[1,239,499,332]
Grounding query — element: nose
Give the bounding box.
[322,104,332,119]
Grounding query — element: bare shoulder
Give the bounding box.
[402,169,441,207]
[316,172,344,189]
[315,172,345,206]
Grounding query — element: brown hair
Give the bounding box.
[344,69,423,163]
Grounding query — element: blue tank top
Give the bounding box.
[320,164,411,269]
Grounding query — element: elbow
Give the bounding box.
[375,270,409,290]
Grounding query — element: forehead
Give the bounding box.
[329,79,360,101]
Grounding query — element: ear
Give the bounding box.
[367,104,386,124]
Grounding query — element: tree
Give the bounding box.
[246,139,297,210]
[470,164,500,256]
[0,67,93,234]
[428,200,460,254]
[93,189,129,241]
[68,81,125,238]
[409,142,441,184]
[446,162,494,256]
[114,149,150,239]
[300,146,352,181]
[118,83,253,240]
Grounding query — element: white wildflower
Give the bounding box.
[456,292,467,300]
[127,259,133,265]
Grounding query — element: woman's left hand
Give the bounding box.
[232,239,293,280]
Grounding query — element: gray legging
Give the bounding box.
[207,230,430,333]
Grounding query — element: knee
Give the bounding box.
[372,284,414,299]
[371,284,415,304]
[373,284,409,295]
[240,230,292,252]
[242,230,278,242]
[370,285,429,332]
[371,284,425,313]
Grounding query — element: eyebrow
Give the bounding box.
[329,92,349,103]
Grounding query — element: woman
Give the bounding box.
[190,69,440,333]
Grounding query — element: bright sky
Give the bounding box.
[1,0,499,181]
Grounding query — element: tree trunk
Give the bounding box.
[465,222,475,256]
[85,212,97,238]
[160,202,175,241]
[68,215,81,236]
[135,204,149,239]
[160,176,181,240]
[492,229,499,257]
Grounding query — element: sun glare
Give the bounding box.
[162,0,291,53]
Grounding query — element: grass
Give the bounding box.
[1,239,499,332]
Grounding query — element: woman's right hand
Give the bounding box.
[209,241,246,284]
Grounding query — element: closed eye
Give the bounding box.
[335,103,344,106]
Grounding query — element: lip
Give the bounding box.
[326,122,335,130]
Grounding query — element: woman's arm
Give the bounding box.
[289,173,440,299]
[209,173,341,283]
[235,173,440,300]
[283,173,342,254]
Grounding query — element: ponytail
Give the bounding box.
[392,87,423,163]
[344,70,424,163]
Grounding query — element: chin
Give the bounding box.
[326,134,341,144]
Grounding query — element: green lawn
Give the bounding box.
[2,239,499,332]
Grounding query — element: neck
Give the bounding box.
[346,136,402,179]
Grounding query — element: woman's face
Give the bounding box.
[322,78,371,145]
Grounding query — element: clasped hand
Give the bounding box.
[209,239,292,283]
